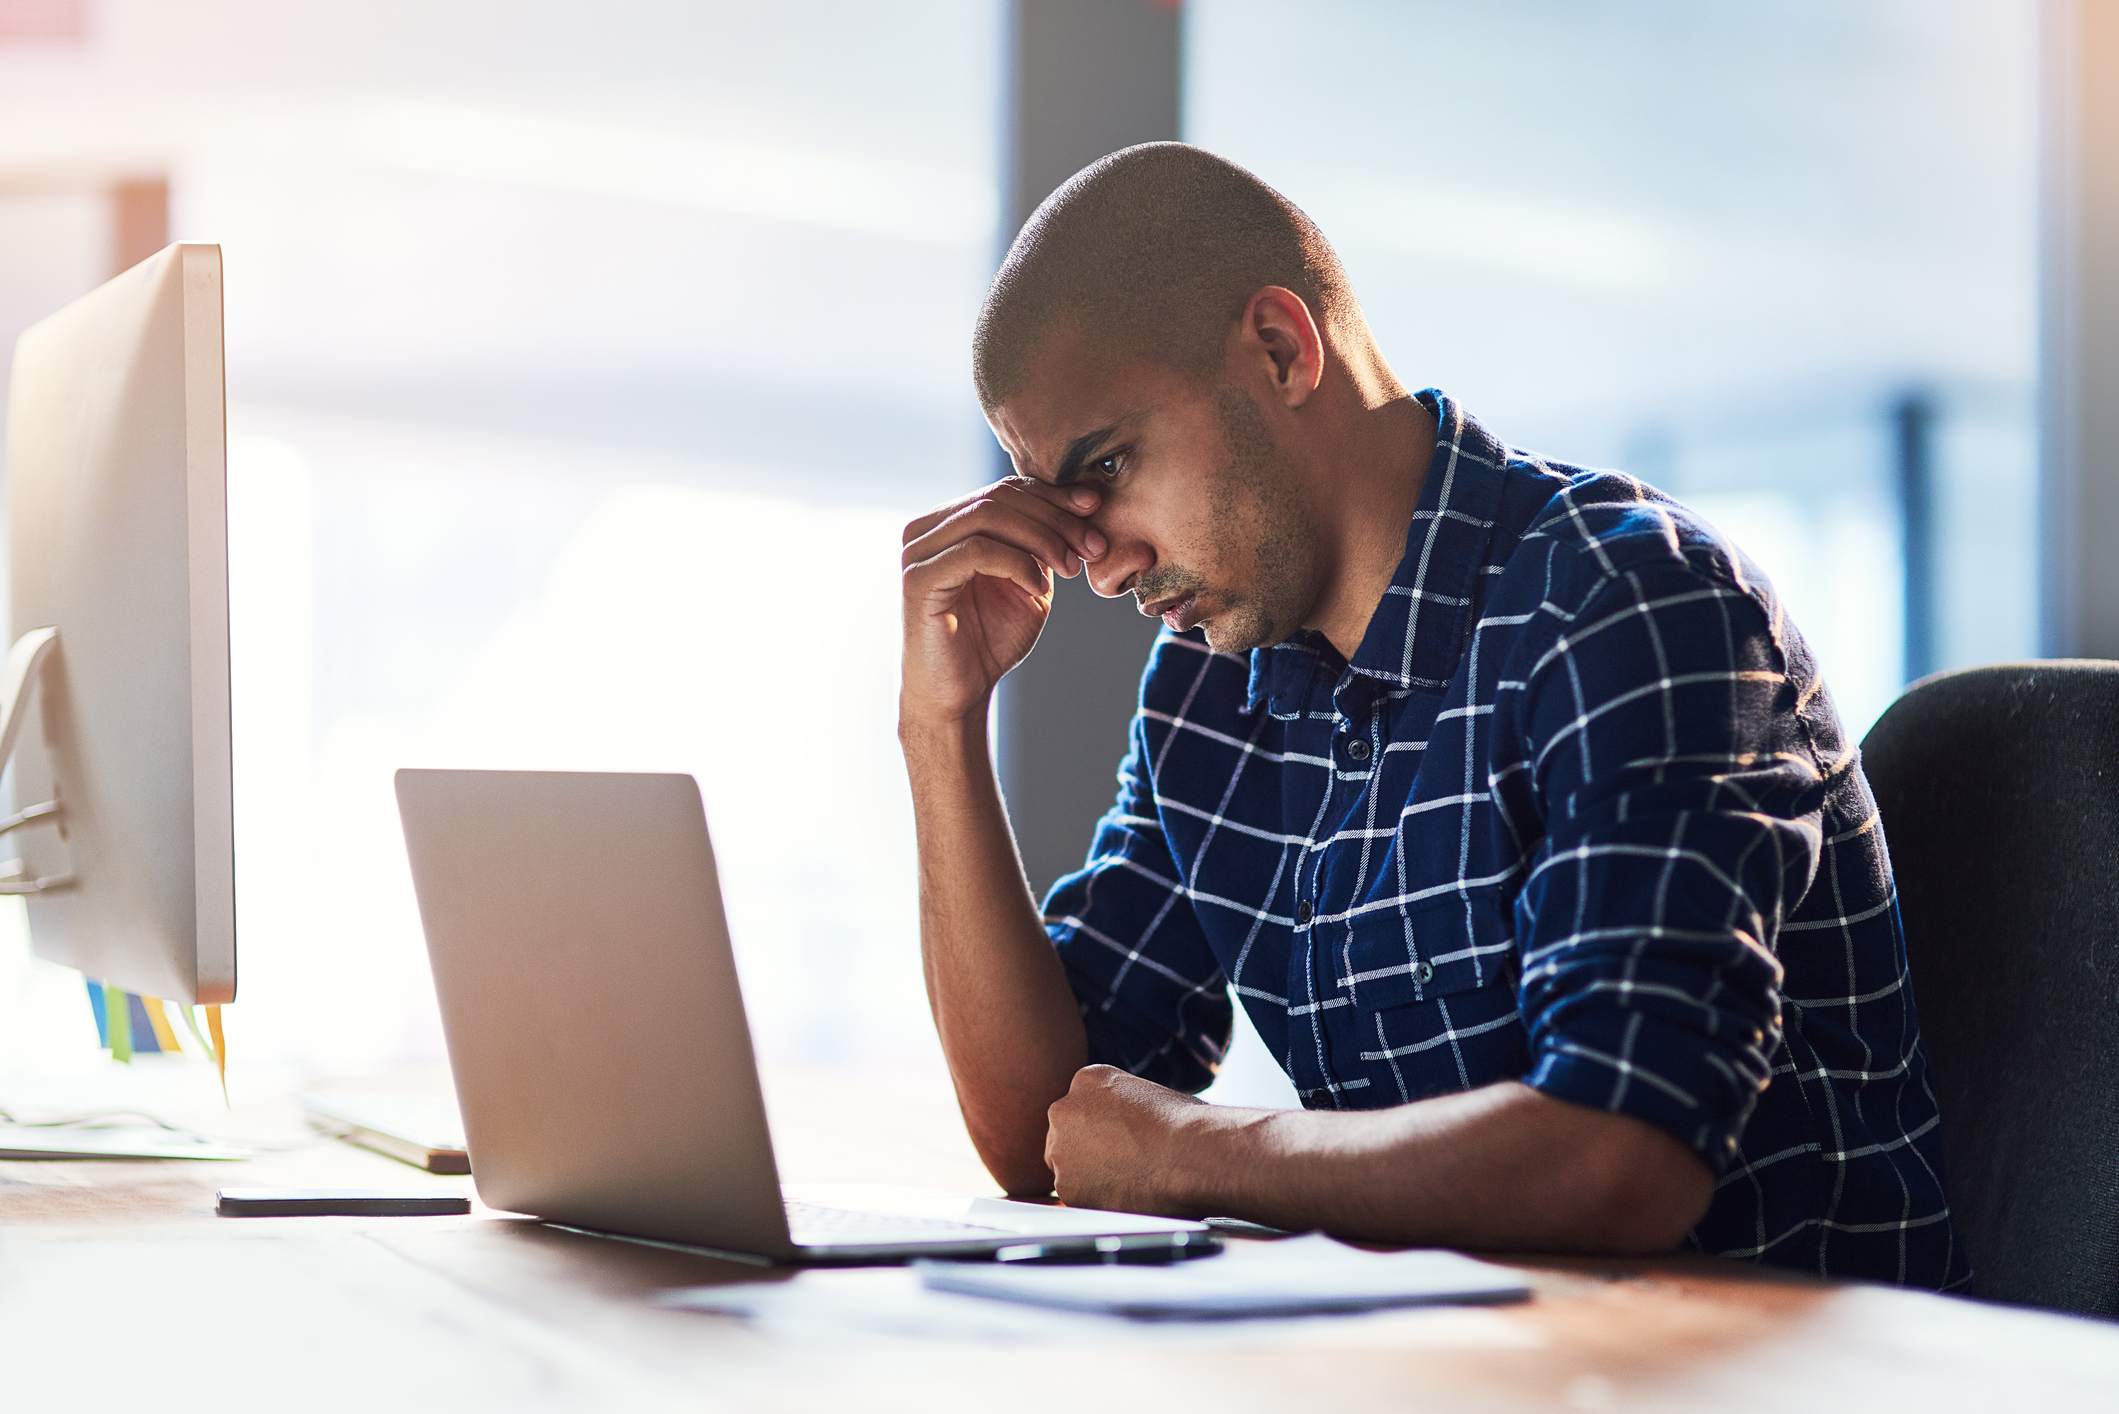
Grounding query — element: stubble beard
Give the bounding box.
[1197,388,1316,655]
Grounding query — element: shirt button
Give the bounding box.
[1347,738,1371,762]
[1413,960,1435,986]
[1296,899,1314,926]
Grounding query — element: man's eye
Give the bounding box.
[1095,449,1130,482]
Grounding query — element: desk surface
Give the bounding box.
[5,1064,2116,1413]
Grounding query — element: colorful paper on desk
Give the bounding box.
[141,995,181,1053]
[80,980,231,1110]
[103,984,133,1062]
[86,982,186,1058]
[118,991,176,1052]
[177,1002,229,1105]
[914,1234,1533,1319]
[85,979,108,1046]
[206,1005,228,1104]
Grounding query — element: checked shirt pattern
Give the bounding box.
[1040,389,1966,1289]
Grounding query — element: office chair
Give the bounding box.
[1859,659,2119,1319]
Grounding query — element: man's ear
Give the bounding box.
[1237,285,1325,410]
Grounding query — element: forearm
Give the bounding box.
[1175,1082,1712,1252]
[901,709,1087,1195]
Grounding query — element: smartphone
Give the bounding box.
[215,1187,470,1217]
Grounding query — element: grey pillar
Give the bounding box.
[993,0,1180,894]
[2039,0,2119,659]
[1892,389,1938,684]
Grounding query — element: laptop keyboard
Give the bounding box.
[783,1199,1010,1243]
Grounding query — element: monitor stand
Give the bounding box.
[0,626,72,895]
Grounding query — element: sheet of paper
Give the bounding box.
[0,1123,252,1161]
[914,1233,1532,1318]
[656,1242,1542,1346]
[655,1268,1093,1342]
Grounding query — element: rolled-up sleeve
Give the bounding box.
[1039,710,1233,1094]
[1512,558,1822,1171]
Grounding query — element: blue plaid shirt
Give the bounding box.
[1041,389,1966,1289]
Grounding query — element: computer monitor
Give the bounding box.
[1,242,235,1006]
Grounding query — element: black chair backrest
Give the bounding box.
[1859,660,2119,1318]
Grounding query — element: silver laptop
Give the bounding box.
[393,768,1212,1265]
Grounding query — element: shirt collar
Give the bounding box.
[1243,389,1508,719]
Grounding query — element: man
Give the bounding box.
[898,143,1964,1288]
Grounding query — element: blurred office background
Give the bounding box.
[0,1,2089,1109]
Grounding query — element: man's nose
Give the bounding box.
[1084,536,1147,600]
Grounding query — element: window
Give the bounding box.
[1185,0,2039,735]
[0,1,1003,1078]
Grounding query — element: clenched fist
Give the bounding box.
[1043,1064,1218,1216]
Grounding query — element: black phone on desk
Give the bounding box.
[215,1187,470,1217]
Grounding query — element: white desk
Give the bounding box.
[6,1065,2116,1412]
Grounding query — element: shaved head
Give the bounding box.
[972,143,1356,409]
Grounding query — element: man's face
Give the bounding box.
[985,326,1324,655]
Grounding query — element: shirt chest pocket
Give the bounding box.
[1324,889,1527,1101]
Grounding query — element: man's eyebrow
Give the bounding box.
[1048,412,1143,487]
